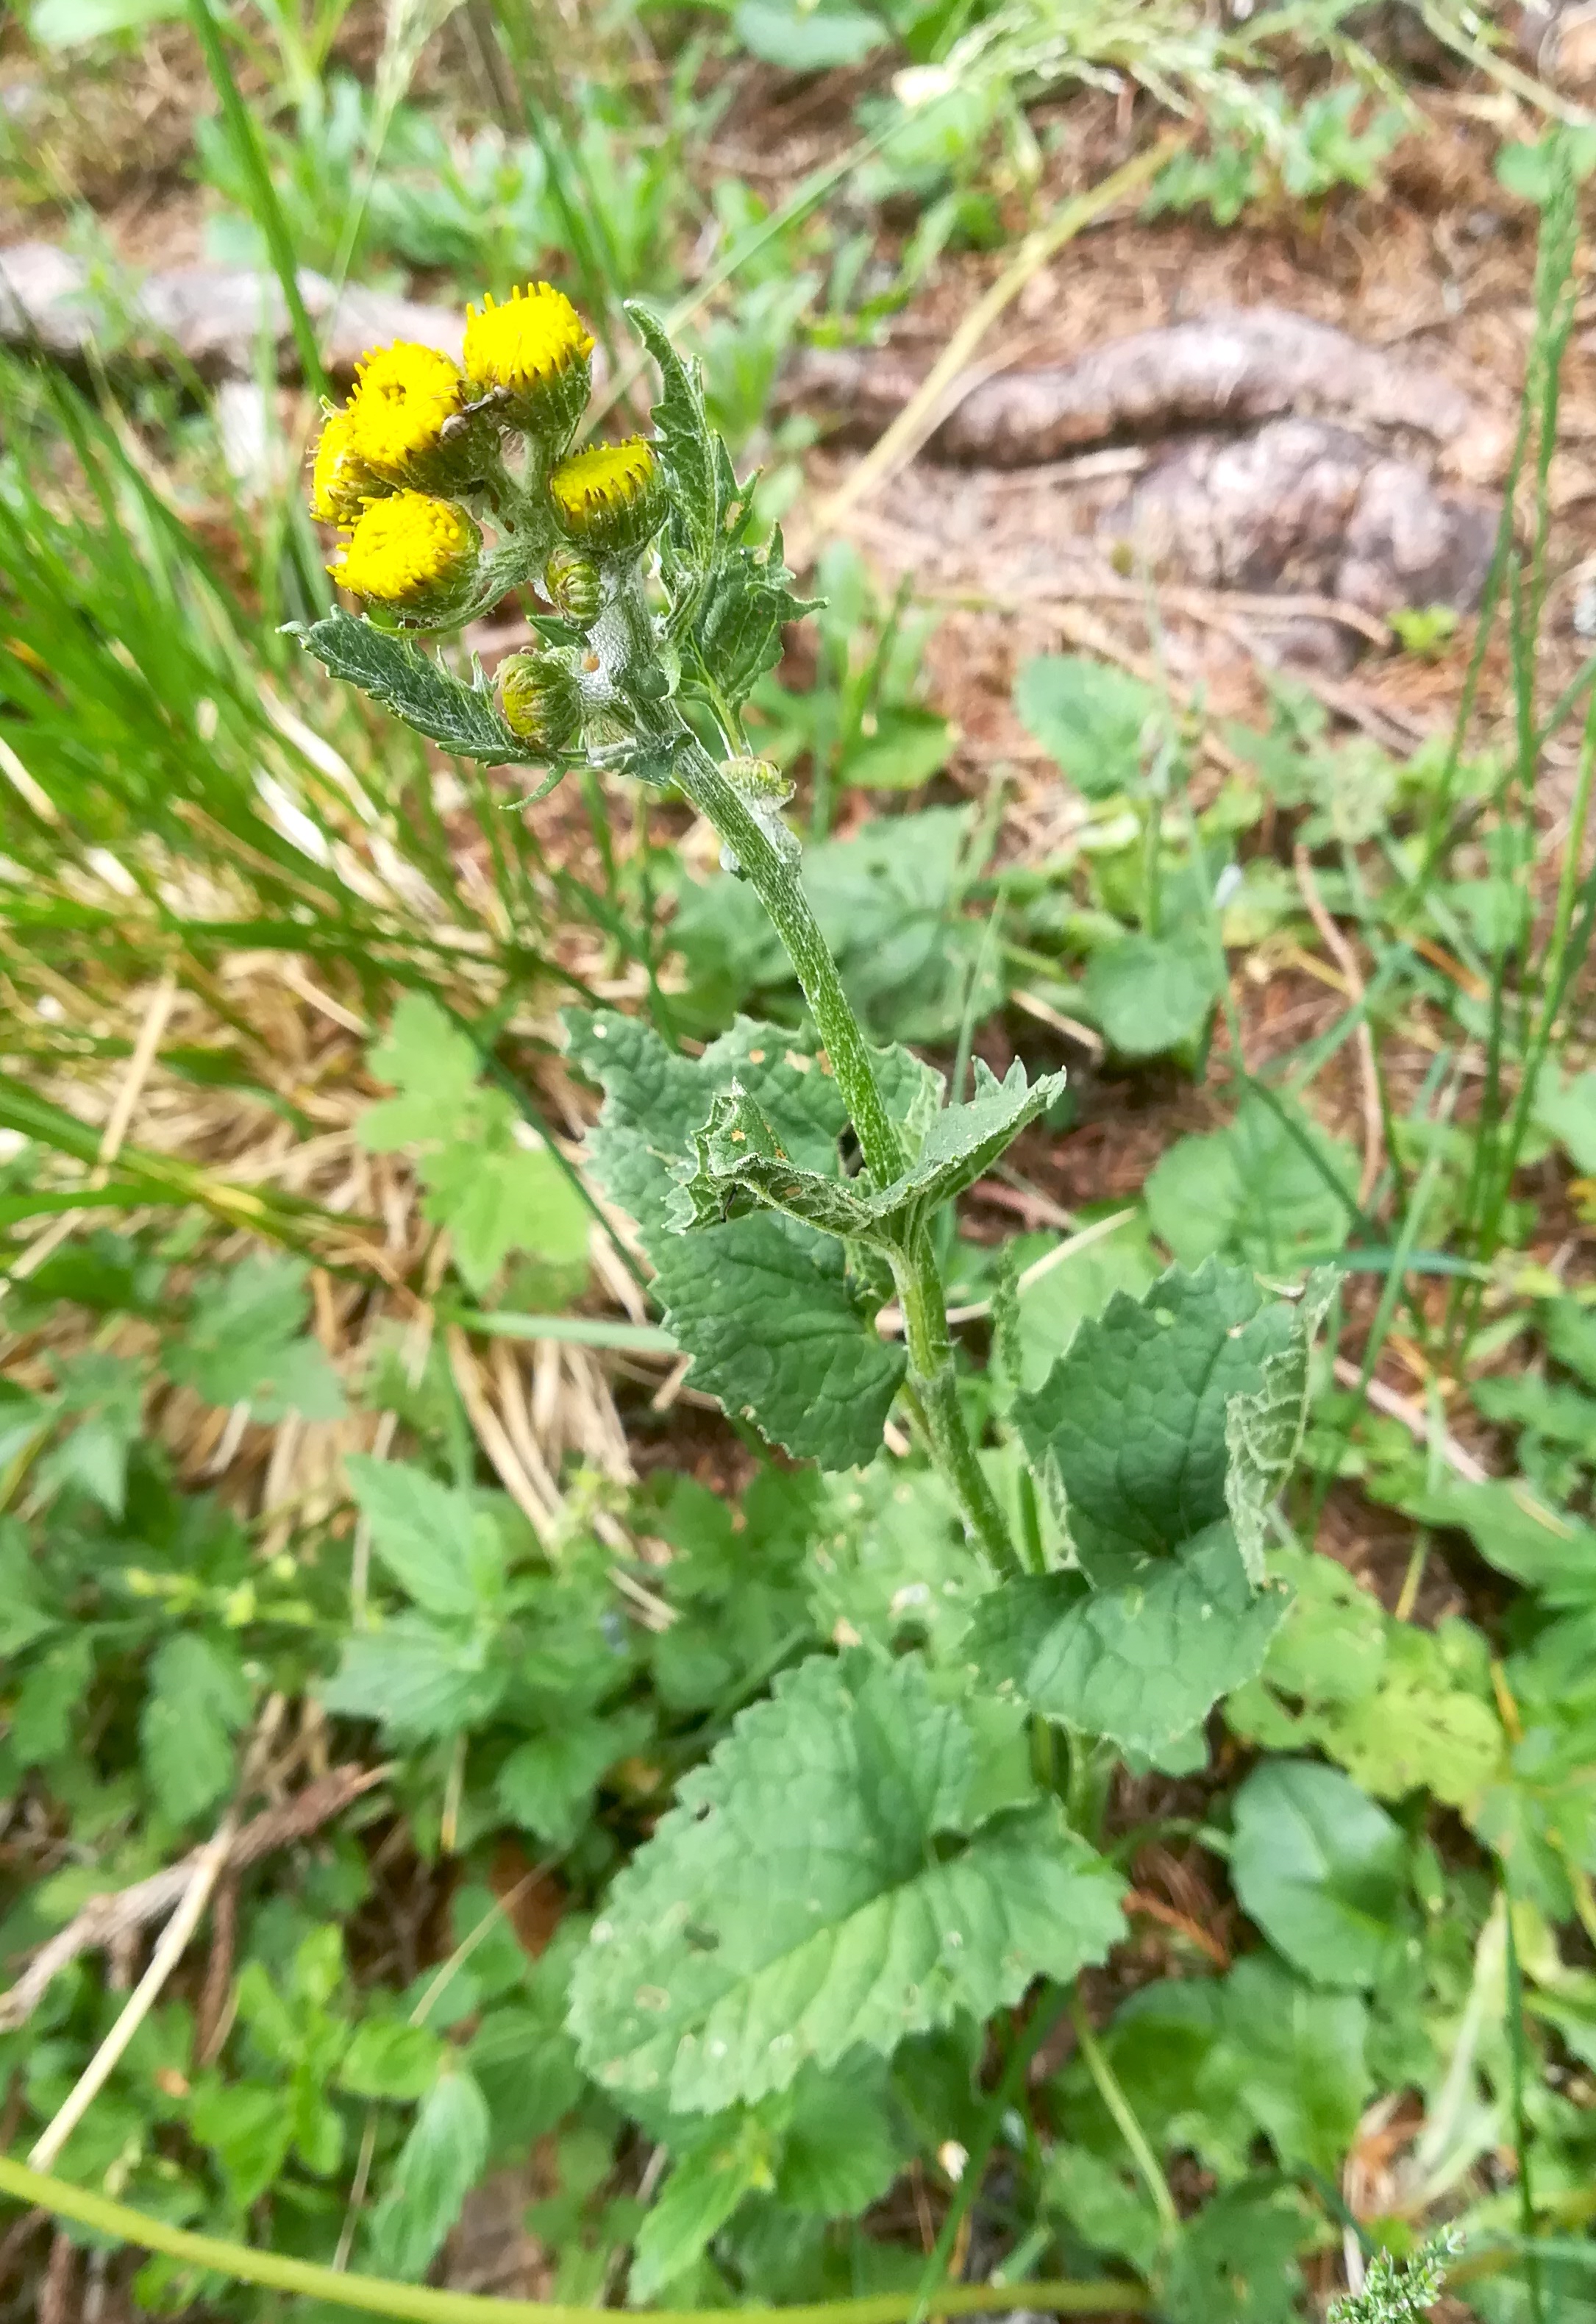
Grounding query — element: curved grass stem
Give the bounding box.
[0,2157,1147,2324]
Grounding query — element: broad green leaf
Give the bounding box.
[344,1455,501,1620]
[338,2019,447,2102]
[1145,1094,1357,1273]
[649,1211,904,1469]
[291,612,524,764]
[495,1710,652,1849]
[566,1009,900,1466]
[1158,2183,1310,2324]
[1531,1064,1596,1173]
[1083,928,1222,1058]
[362,998,589,1295]
[966,1521,1289,1757]
[29,0,182,42]
[844,708,953,792]
[1013,655,1158,799]
[1230,1759,1406,1990]
[1015,1259,1299,1580]
[732,0,888,69]
[140,1633,251,1824]
[468,2002,586,2151]
[32,1350,143,1517]
[565,1009,847,1246]
[166,1255,344,1421]
[1227,1548,1503,1809]
[1201,1956,1370,2176]
[1042,2143,1163,2274]
[321,1616,507,1742]
[686,1056,1066,1248]
[1547,1297,1596,1389]
[774,2059,899,2217]
[633,2114,778,2299]
[367,2064,491,2279]
[568,1650,1123,2112]
[188,2080,292,2208]
[1392,1477,1596,1607]
[0,1523,56,1657]
[691,522,816,707]
[360,995,480,1145]
[808,1464,981,1660]
[10,1635,93,1766]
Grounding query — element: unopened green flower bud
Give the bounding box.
[498,651,580,752]
[548,438,665,555]
[544,545,603,628]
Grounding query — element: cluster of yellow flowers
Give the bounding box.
[309,282,662,617]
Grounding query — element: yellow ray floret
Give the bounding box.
[346,342,466,483]
[464,282,593,397]
[330,491,479,608]
[307,405,380,525]
[548,437,662,551]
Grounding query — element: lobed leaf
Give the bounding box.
[290,611,524,764]
[568,1650,1123,2113]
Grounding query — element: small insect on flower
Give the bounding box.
[307,405,382,527]
[329,491,480,613]
[548,438,664,555]
[345,342,469,487]
[463,282,594,441]
[498,651,580,752]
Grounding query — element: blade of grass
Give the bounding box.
[183,0,329,396]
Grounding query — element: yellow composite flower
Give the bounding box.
[547,437,663,553]
[329,491,480,609]
[463,282,594,432]
[307,405,380,526]
[345,342,467,486]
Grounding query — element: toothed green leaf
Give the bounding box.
[966,1521,1290,1758]
[568,1650,1124,2113]
[289,611,523,764]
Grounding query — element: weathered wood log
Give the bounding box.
[780,305,1508,483]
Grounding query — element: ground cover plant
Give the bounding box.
[2,3,1596,2320]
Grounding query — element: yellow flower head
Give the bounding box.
[464,283,594,438]
[548,437,663,554]
[307,404,382,525]
[329,491,480,611]
[346,342,466,486]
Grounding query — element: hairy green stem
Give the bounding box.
[0,2158,1145,2323]
[661,723,1019,1574]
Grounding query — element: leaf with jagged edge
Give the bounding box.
[627,300,719,574]
[1014,1259,1300,1584]
[649,1210,902,1470]
[1226,1269,1336,1584]
[563,1009,847,1246]
[686,1057,1066,1250]
[965,1520,1291,1758]
[564,1009,971,1464]
[567,1650,1124,2113]
[289,611,525,764]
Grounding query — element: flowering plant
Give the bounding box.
[295,285,1333,2256]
